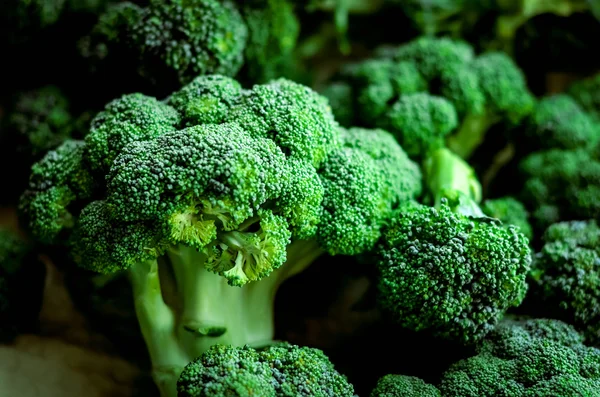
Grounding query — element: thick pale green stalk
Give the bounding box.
[129,259,188,397]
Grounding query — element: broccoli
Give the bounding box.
[519,148,600,230]
[520,94,599,152]
[0,86,86,205]
[20,75,420,397]
[0,227,45,343]
[438,317,600,396]
[369,374,441,397]
[342,36,534,160]
[528,220,600,345]
[178,343,355,397]
[568,72,600,122]
[375,147,531,344]
[83,0,248,93]
[481,196,533,240]
[318,81,355,127]
[239,0,300,83]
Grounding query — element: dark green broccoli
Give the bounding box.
[342,37,534,160]
[83,0,248,92]
[521,94,599,152]
[20,75,419,397]
[369,374,441,397]
[482,197,533,240]
[568,72,600,122]
[239,0,300,83]
[178,343,355,397]
[0,86,85,205]
[438,317,600,396]
[519,148,600,230]
[375,148,531,344]
[529,220,600,344]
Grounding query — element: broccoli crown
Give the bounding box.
[438,318,600,396]
[523,94,599,151]
[369,374,441,397]
[342,36,533,159]
[177,344,275,397]
[394,0,472,36]
[317,127,422,255]
[178,343,354,397]
[19,139,96,244]
[1,86,74,158]
[25,77,414,290]
[240,0,300,83]
[0,229,30,277]
[568,73,600,122]
[376,201,531,343]
[259,343,355,396]
[519,148,600,229]
[385,92,458,159]
[318,82,355,127]
[88,0,248,87]
[1,0,67,32]
[481,196,533,240]
[530,220,600,344]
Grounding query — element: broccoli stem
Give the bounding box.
[446,111,498,159]
[276,239,326,281]
[423,147,484,217]
[129,259,187,397]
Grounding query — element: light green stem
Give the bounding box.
[129,259,188,397]
[446,112,498,160]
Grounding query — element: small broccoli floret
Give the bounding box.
[319,81,355,127]
[438,318,600,396]
[177,344,275,397]
[369,374,441,397]
[86,0,248,90]
[317,127,422,255]
[529,220,600,344]
[522,94,599,151]
[240,0,300,83]
[482,197,533,240]
[384,92,458,159]
[19,140,96,244]
[84,93,181,173]
[519,148,600,230]
[259,343,355,396]
[229,78,339,167]
[568,73,600,122]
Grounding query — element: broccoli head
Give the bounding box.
[529,220,600,344]
[370,374,441,397]
[178,343,355,397]
[568,72,600,122]
[438,318,600,396]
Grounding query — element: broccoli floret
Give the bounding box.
[375,147,531,343]
[239,0,300,83]
[317,127,422,256]
[519,148,600,230]
[19,140,96,244]
[438,318,600,396]
[85,0,248,91]
[177,344,275,397]
[568,73,600,122]
[0,86,80,205]
[369,374,441,397]
[178,343,354,397]
[529,220,600,344]
[521,94,599,152]
[384,92,458,159]
[482,197,533,240]
[343,37,534,160]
